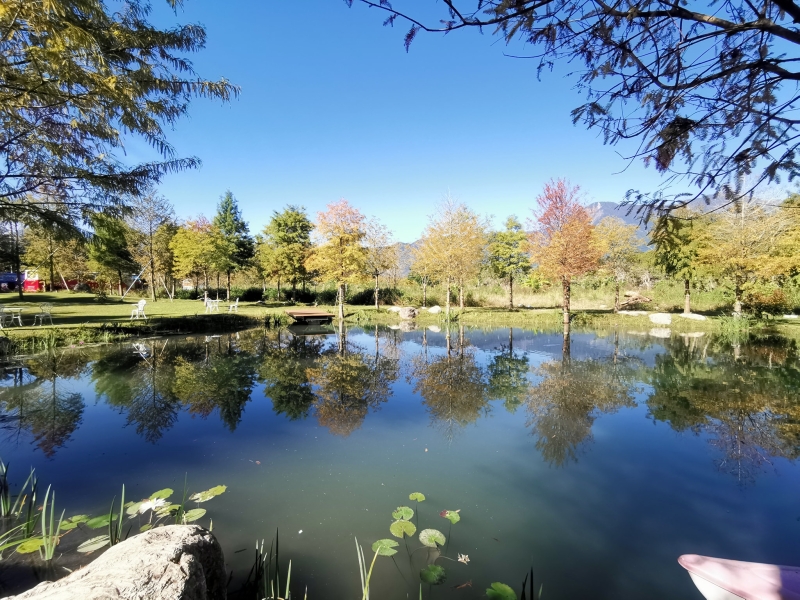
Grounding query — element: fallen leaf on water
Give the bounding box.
[255,461,261,465]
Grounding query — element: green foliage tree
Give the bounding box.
[212,191,254,300]
[650,208,707,314]
[595,217,641,312]
[127,192,176,301]
[261,205,313,300]
[88,214,137,295]
[488,216,531,310]
[170,217,216,292]
[0,0,237,224]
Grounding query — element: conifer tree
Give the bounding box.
[488,216,531,310]
[262,206,313,300]
[212,191,254,300]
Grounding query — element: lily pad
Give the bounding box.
[126,501,144,516]
[389,519,416,538]
[150,488,174,500]
[139,524,152,532]
[419,564,446,585]
[440,510,461,524]
[409,492,426,502]
[59,515,89,531]
[85,515,111,529]
[392,506,414,521]
[182,508,207,523]
[418,528,446,548]
[371,538,399,556]
[77,535,110,553]
[15,538,44,554]
[189,485,227,503]
[156,503,180,518]
[486,582,517,600]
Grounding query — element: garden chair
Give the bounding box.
[33,303,53,326]
[228,298,239,313]
[0,308,10,329]
[130,299,147,320]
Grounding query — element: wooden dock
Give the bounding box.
[285,309,335,324]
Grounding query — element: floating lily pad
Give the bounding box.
[182,508,207,523]
[371,538,399,556]
[126,501,144,516]
[140,524,152,532]
[392,506,414,521]
[486,582,517,600]
[419,564,446,585]
[15,538,43,554]
[418,528,446,548]
[85,515,111,529]
[156,503,180,518]
[59,515,89,531]
[77,535,110,553]
[440,510,461,524]
[389,519,416,538]
[409,492,426,502]
[189,485,227,503]
[150,488,174,500]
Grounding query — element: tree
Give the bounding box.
[0,0,237,225]
[595,217,641,312]
[650,209,707,314]
[528,179,600,327]
[363,219,397,309]
[170,217,216,292]
[352,0,800,213]
[305,200,368,319]
[212,191,254,300]
[127,192,175,301]
[262,206,313,300]
[88,214,137,295]
[488,216,531,309]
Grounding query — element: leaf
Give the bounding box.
[486,582,517,600]
[77,535,110,553]
[15,538,44,554]
[371,538,399,556]
[182,508,207,523]
[392,506,414,521]
[59,515,89,531]
[140,524,152,532]
[126,501,144,516]
[440,510,461,524]
[419,564,446,585]
[389,520,416,538]
[189,485,227,503]
[150,488,174,500]
[409,492,426,502]
[85,515,111,529]
[418,528,446,548]
[156,503,180,517]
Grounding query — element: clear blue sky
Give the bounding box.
[131,0,678,242]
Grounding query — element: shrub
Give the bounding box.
[174,289,198,300]
[743,288,790,316]
[348,287,402,305]
[315,289,337,305]
[230,286,263,302]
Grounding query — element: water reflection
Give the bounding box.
[0,327,797,484]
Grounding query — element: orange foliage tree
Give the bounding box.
[528,179,600,326]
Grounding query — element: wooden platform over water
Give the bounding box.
[285,309,335,324]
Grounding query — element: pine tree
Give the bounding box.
[262,206,313,300]
[212,191,254,300]
[488,216,531,310]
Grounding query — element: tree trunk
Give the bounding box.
[422,279,427,307]
[374,274,379,309]
[277,276,281,299]
[509,275,514,310]
[226,271,231,301]
[292,279,297,302]
[216,273,220,298]
[149,259,156,302]
[614,281,620,313]
[562,276,571,326]
[118,270,124,296]
[459,282,464,310]
[49,250,56,294]
[445,281,451,320]
[562,322,571,363]
[684,279,691,314]
[338,283,345,320]
[733,277,742,317]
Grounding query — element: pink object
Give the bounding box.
[678,554,800,600]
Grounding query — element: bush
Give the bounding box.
[316,289,337,305]
[230,286,263,302]
[175,289,199,300]
[743,288,790,316]
[348,287,402,305]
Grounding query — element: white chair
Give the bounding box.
[228,298,239,313]
[130,299,147,320]
[33,303,53,326]
[0,308,10,329]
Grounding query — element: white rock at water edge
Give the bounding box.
[427,305,442,314]
[399,307,418,320]
[649,313,672,325]
[678,313,707,321]
[428,325,441,332]
[784,314,799,319]
[649,328,672,338]
[618,310,649,316]
[387,306,401,313]
[681,332,706,338]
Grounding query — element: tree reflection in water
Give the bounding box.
[487,328,530,413]
[0,350,84,457]
[646,334,800,483]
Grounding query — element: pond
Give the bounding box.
[0,324,798,599]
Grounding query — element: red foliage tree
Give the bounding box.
[529,179,600,326]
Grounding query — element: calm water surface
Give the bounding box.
[0,325,798,599]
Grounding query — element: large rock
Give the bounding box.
[427,305,442,314]
[649,313,672,325]
[399,307,418,320]
[10,525,225,600]
[678,312,707,321]
[387,306,401,313]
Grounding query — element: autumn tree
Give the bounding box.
[305,200,368,319]
[261,206,313,300]
[595,217,641,312]
[528,179,600,326]
[212,191,254,300]
[650,209,707,315]
[170,217,216,292]
[363,219,397,309]
[0,0,237,225]
[126,192,175,301]
[488,216,531,309]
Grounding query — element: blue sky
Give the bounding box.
[134,0,677,242]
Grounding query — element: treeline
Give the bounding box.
[4,179,800,317]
